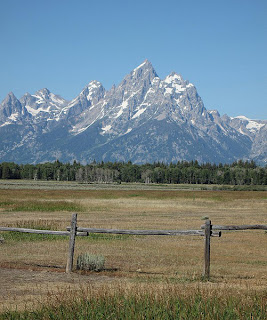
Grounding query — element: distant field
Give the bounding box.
[0,180,266,317]
[0,179,266,191]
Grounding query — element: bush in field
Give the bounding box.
[77,253,105,271]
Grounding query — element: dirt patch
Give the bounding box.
[0,266,119,312]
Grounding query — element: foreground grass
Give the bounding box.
[0,185,266,315]
[1,286,266,320]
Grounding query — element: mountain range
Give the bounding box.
[0,60,266,165]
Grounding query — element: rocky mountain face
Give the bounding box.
[0,60,266,164]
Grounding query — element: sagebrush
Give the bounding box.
[77,253,105,271]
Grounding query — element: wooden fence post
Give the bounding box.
[203,219,211,280]
[66,213,77,273]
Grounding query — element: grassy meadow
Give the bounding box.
[0,180,266,318]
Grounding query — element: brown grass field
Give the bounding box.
[0,180,266,313]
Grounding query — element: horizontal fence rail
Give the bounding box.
[0,227,88,236]
[67,227,221,237]
[201,224,267,231]
[68,227,206,236]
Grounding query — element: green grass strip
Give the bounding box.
[0,231,68,242]
[0,293,265,320]
[0,200,84,212]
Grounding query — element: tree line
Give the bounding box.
[0,159,266,185]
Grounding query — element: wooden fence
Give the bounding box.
[1,214,266,280]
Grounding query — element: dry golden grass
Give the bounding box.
[0,183,266,312]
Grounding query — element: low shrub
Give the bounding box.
[76,253,105,271]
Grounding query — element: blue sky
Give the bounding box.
[0,0,266,119]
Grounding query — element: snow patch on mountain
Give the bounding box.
[246,120,265,133]
[114,100,129,118]
[102,124,112,133]
[0,121,11,127]
[164,88,173,95]
[235,115,250,120]
[50,94,66,105]
[164,73,183,83]
[233,116,265,134]
[25,105,43,116]
[124,128,132,134]
[132,107,146,119]
[8,112,19,121]
[86,81,103,101]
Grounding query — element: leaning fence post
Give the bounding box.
[66,213,77,273]
[203,219,211,280]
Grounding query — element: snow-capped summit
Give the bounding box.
[164,72,184,83]
[83,80,105,102]
[132,59,155,73]
[19,88,68,123]
[235,115,250,121]
[59,80,105,122]
[35,88,51,99]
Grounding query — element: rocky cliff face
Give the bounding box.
[0,60,266,164]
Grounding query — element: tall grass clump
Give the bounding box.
[76,253,105,271]
[0,286,266,320]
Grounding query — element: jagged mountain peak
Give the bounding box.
[88,80,103,87]
[34,88,51,100]
[59,80,106,121]
[126,60,158,83]
[163,72,191,88]
[2,92,18,104]
[208,110,220,117]
[166,72,183,81]
[7,91,17,98]
[81,80,105,95]
[132,59,153,71]
[30,88,68,106]
[36,88,50,94]
[18,88,68,123]
[1,92,24,115]
[0,91,29,124]
[0,61,266,165]
[79,80,105,100]
[110,61,158,100]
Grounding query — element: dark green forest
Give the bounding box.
[0,160,266,185]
